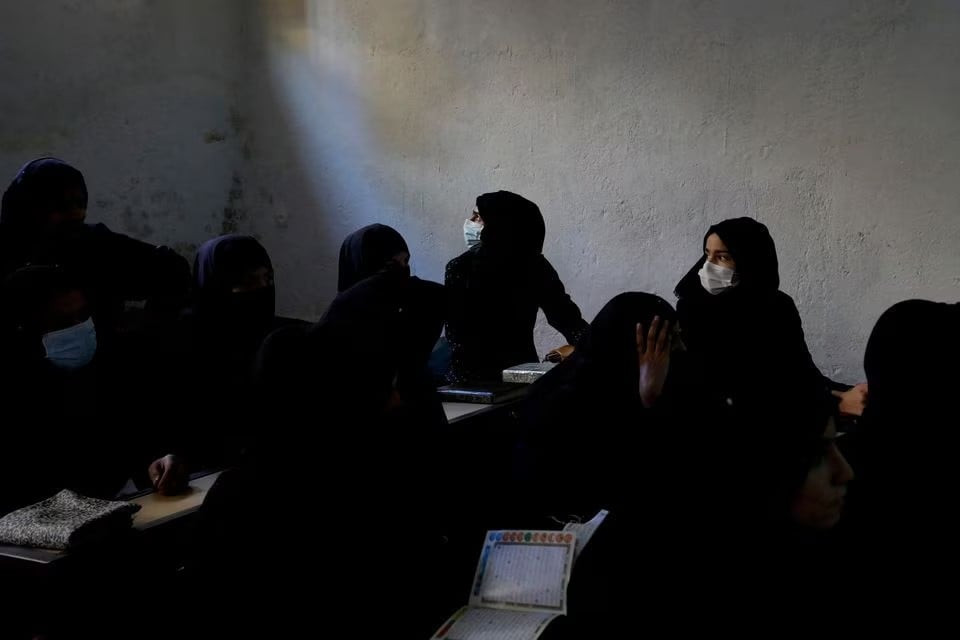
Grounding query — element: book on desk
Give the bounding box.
[437,382,529,404]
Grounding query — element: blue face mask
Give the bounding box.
[42,317,97,370]
[463,219,483,247]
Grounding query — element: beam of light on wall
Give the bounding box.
[263,1,390,238]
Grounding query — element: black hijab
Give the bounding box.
[263,267,449,530]
[312,268,411,404]
[194,234,272,297]
[529,292,678,406]
[671,217,828,406]
[839,298,960,606]
[192,235,275,333]
[196,270,452,638]
[863,299,960,421]
[855,300,960,529]
[476,190,546,260]
[256,262,445,446]
[337,223,409,292]
[519,293,679,522]
[674,217,780,300]
[1,158,88,232]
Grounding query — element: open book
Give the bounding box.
[432,510,608,640]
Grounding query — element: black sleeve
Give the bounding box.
[444,256,479,384]
[774,293,843,390]
[91,224,191,311]
[537,257,589,346]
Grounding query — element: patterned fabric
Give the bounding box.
[0,489,140,550]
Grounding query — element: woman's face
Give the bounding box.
[789,418,855,530]
[390,252,410,269]
[704,233,735,270]
[46,186,87,229]
[231,265,274,293]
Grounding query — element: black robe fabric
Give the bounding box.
[515,293,710,636]
[0,158,190,340]
[518,291,848,634]
[188,268,458,639]
[0,337,162,517]
[445,191,588,383]
[674,217,841,412]
[840,299,960,603]
[519,292,683,517]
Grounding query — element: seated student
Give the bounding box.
[0,265,185,517]
[189,262,456,639]
[843,300,960,595]
[690,381,855,616]
[170,234,305,469]
[519,293,683,516]
[674,217,867,416]
[337,223,446,400]
[519,293,853,634]
[0,157,190,339]
[727,382,854,545]
[445,191,589,383]
[516,293,699,636]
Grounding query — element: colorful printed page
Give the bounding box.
[431,607,559,640]
[470,530,576,614]
[432,514,608,640]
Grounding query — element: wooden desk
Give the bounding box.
[130,471,221,530]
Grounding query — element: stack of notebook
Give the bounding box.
[501,362,556,384]
[436,382,529,404]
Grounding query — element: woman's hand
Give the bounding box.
[637,316,672,409]
[833,383,868,417]
[544,344,575,363]
[148,454,188,495]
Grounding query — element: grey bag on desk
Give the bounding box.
[0,489,140,550]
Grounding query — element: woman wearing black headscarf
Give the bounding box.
[841,300,960,596]
[516,293,729,636]
[445,191,589,383]
[674,217,866,415]
[0,158,190,340]
[167,235,304,470]
[0,265,184,516]
[519,293,683,516]
[336,223,447,394]
[190,262,456,638]
[696,378,855,614]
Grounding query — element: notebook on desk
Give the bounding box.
[437,382,528,404]
[502,362,556,384]
[432,510,608,640]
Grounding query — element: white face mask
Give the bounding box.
[698,260,739,295]
[463,219,483,247]
[42,317,97,370]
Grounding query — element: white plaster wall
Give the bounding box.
[0,0,251,259]
[2,0,959,379]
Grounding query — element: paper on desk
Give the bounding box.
[470,530,575,614]
[563,509,608,563]
[432,607,558,640]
